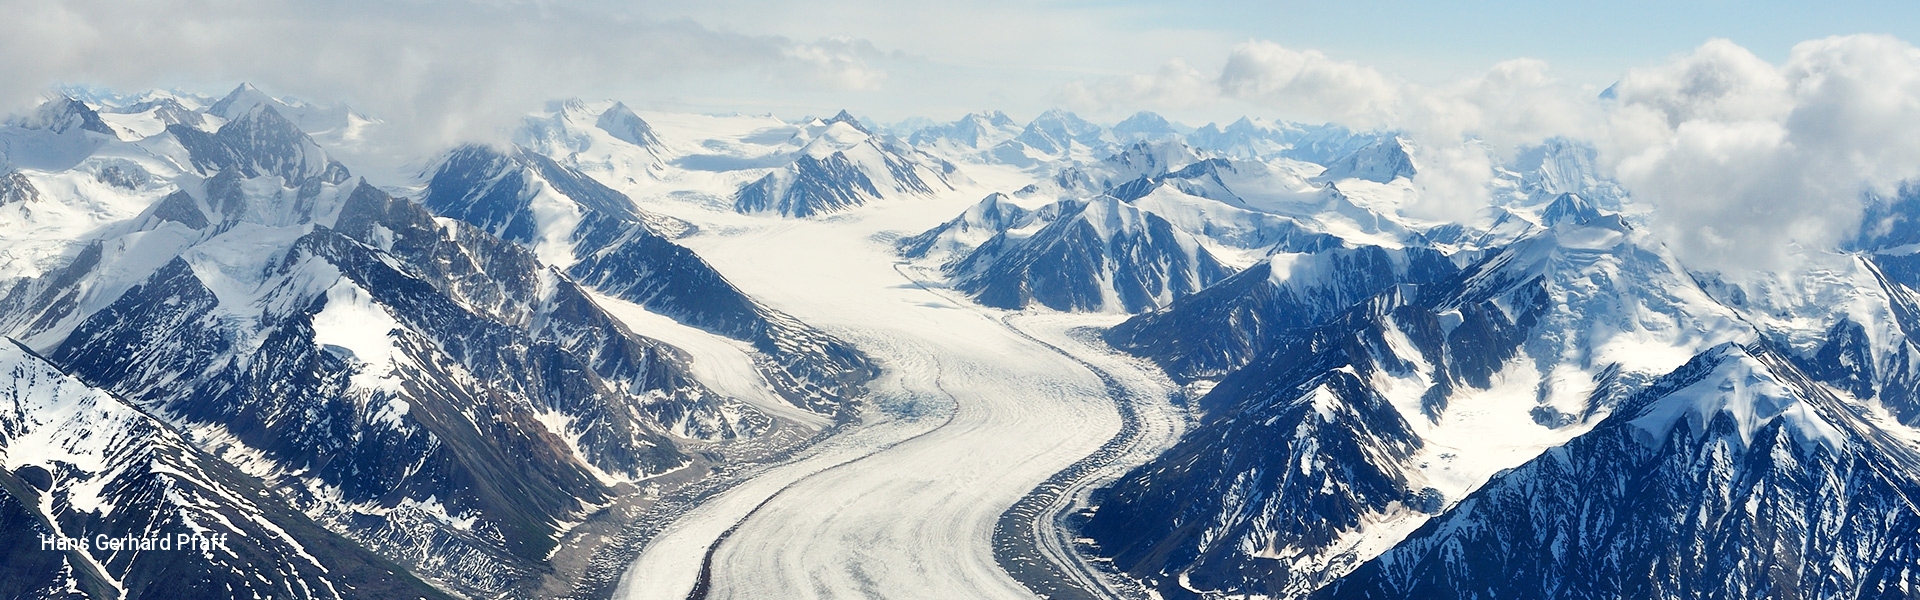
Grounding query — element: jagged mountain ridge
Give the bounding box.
[1106,244,1458,381]
[1084,213,1755,598]
[944,195,1236,313]
[9,86,1920,600]
[733,111,962,218]
[0,93,790,596]
[424,142,879,414]
[1320,343,1920,599]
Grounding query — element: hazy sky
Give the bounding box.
[5,0,1915,126]
[645,0,1920,121]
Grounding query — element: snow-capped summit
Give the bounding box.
[205,82,366,140]
[170,101,349,184]
[1315,136,1417,184]
[1038,139,1214,200]
[1012,109,1111,156]
[1110,111,1189,143]
[595,101,664,148]
[1322,342,1915,600]
[516,98,672,188]
[897,192,1035,264]
[1101,140,1207,184]
[821,109,871,134]
[424,143,677,265]
[945,195,1235,313]
[1106,242,1454,381]
[204,82,275,119]
[1088,212,1752,598]
[104,96,216,134]
[12,96,115,136]
[733,109,961,217]
[1538,192,1603,226]
[907,110,1021,152]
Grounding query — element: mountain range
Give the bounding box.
[4,85,1920,600]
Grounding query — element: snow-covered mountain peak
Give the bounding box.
[515,99,672,188]
[1111,111,1188,142]
[203,82,369,143]
[937,192,1234,313]
[821,109,871,134]
[905,111,1025,157]
[1027,108,1099,132]
[897,192,1060,268]
[13,96,115,136]
[796,120,875,158]
[1538,191,1603,226]
[171,102,346,184]
[1014,108,1110,156]
[1626,343,1847,450]
[1101,140,1205,181]
[424,142,671,264]
[206,82,270,119]
[978,110,1016,128]
[731,113,960,218]
[1442,214,1751,378]
[594,101,663,148]
[1316,136,1416,184]
[1076,195,1151,241]
[98,97,219,139]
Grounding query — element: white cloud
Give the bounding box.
[1070,35,1920,272]
[776,37,891,91]
[1063,42,1599,223]
[1059,59,1214,114]
[1605,35,1920,271]
[1217,42,1401,127]
[0,0,890,154]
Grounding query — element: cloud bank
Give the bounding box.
[1068,35,1920,272]
[0,0,890,154]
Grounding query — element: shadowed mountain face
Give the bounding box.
[1320,344,1920,600]
[0,341,457,600]
[732,113,960,218]
[422,143,878,415]
[925,196,1235,313]
[1083,214,1776,598]
[0,97,782,596]
[38,179,748,595]
[13,87,1920,600]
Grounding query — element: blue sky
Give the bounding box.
[608,0,1920,122]
[1152,0,1919,81]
